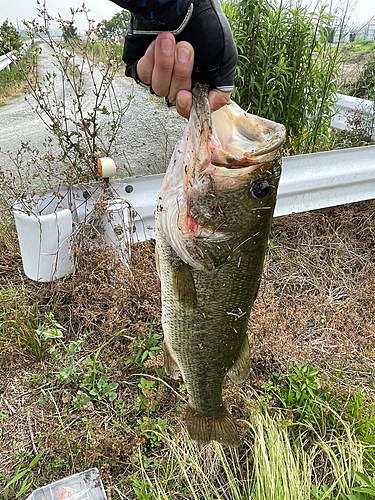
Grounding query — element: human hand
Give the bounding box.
[122,0,237,119]
[136,32,231,118]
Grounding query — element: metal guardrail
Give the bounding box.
[0,51,14,72]
[105,144,375,242]
[13,145,375,281]
[332,93,375,140]
[0,40,32,72]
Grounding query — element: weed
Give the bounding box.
[137,416,168,450]
[130,473,153,500]
[87,375,119,402]
[223,0,346,154]
[0,278,42,359]
[262,362,325,423]
[348,472,375,499]
[46,328,89,382]
[127,318,162,367]
[134,379,157,413]
[28,372,44,388]
[3,451,43,500]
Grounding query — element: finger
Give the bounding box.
[208,89,231,112]
[176,90,193,119]
[168,41,194,105]
[151,32,176,97]
[136,39,156,85]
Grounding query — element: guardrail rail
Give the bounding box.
[0,40,32,72]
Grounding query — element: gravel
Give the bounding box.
[0,43,186,188]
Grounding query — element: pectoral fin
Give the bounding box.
[227,335,251,385]
[172,262,197,308]
[163,340,181,380]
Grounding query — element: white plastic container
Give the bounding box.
[13,188,75,282]
[101,198,131,263]
[26,467,107,500]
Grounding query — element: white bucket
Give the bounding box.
[13,189,75,282]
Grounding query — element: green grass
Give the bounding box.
[0,279,44,360]
[339,40,375,63]
[134,405,370,500]
[90,41,123,67]
[0,47,34,101]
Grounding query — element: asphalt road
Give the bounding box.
[0,43,186,189]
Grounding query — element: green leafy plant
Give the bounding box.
[348,472,375,500]
[39,318,89,382]
[0,20,22,56]
[262,362,328,427]
[3,451,43,500]
[137,416,168,450]
[134,378,157,414]
[130,473,154,500]
[127,318,162,367]
[88,375,119,402]
[223,0,347,154]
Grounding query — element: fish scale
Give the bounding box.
[156,84,285,446]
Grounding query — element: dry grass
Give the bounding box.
[0,199,374,494]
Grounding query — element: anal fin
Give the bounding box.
[227,335,251,385]
[185,403,239,447]
[163,340,181,380]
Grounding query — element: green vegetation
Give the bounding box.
[349,52,375,101]
[223,0,347,154]
[97,11,131,41]
[0,20,21,56]
[0,47,34,101]
[62,23,79,42]
[338,40,375,64]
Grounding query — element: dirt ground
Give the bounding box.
[1,198,374,483]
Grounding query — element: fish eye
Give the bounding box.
[251,180,270,199]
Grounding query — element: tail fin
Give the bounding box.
[184,403,240,447]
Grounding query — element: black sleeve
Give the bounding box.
[122,0,238,92]
[109,0,192,25]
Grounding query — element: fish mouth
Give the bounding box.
[210,100,286,169]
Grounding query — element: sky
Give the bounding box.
[0,0,374,30]
[0,1,123,30]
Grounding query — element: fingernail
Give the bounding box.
[177,95,188,109]
[177,47,191,63]
[161,38,173,55]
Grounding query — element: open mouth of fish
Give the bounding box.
[157,85,286,270]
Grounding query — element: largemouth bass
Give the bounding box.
[155,85,285,446]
